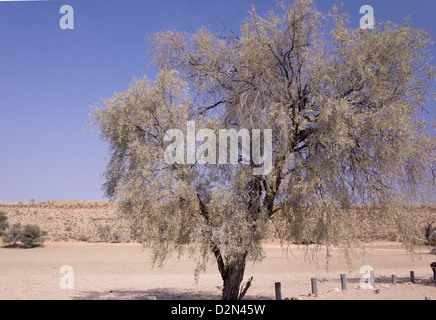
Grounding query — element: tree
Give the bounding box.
[89,0,435,300]
[0,211,8,237]
[20,224,46,248]
[3,223,22,247]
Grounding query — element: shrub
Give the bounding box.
[3,223,22,246]
[112,231,122,243]
[97,224,112,242]
[20,224,47,248]
[77,234,90,242]
[0,211,8,236]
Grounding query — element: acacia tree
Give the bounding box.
[89,0,435,300]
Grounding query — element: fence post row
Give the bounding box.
[280,268,436,298]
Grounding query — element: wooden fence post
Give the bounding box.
[370,270,375,288]
[275,282,282,300]
[410,271,415,284]
[311,278,318,296]
[340,274,348,291]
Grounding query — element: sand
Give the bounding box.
[0,240,435,300]
[1,201,435,300]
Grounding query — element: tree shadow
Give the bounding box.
[73,288,270,300]
[1,243,21,248]
[74,288,219,300]
[334,275,436,288]
[375,275,436,287]
[1,243,45,249]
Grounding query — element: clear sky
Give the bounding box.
[0,0,434,203]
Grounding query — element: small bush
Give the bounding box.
[112,231,122,243]
[0,211,8,236]
[20,224,47,248]
[3,223,22,246]
[77,234,90,242]
[97,224,112,242]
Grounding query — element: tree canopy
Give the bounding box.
[89,0,435,300]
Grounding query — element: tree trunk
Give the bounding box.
[221,253,248,300]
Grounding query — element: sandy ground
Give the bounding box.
[0,241,435,300]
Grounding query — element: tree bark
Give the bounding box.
[220,253,248,300]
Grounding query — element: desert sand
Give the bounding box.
[1,201,435,300]
[0,240,435,300]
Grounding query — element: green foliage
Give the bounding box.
[0,211,8,236]
[19,224,46,248]
[3,223,22,246]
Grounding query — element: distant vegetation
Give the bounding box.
[1,212,47,248]
[3,223,22,246]
[0,211,8,236]
[0,201,129,243]
[19,224,47,248]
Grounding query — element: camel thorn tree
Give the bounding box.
[88,0,435,300]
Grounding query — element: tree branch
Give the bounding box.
[197,193,209,220]
[199,100,226,115]
[238,276,253,300]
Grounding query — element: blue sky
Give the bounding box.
[0,0,434,203]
